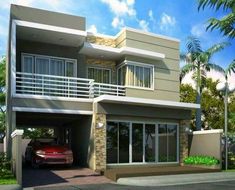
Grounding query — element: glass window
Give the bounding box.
[118,63,153,88]
[22,54,76,77]
[106,122,118,163]
[158,124,178,162]
[35,57,49,75]
[145,124,155,162]
[158,124,168,162]
[119,122,129,163]
[88,67,111,83]
[22,56,34,73]
[132,123,143,162]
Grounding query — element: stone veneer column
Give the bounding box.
[179,120,190,165]
[94,113,106,171]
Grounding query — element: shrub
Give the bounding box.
[0,153,14,179]
[184,155,219,166]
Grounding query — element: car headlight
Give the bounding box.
[36,150,45,155]
[63,150,72,155]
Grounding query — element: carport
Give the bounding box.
[17,111,92,167]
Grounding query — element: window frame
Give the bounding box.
[21,53,77,77]
[106,120,179,166]
[87,66,112,84]
[117,60,154,90]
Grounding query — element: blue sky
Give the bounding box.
[0,0,234,69]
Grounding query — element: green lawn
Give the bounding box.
[0,178,17,185]
[223,169,235,172]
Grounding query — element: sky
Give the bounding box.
[0,0,234,83]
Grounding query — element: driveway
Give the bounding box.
[35,180,235,190]
[22,166,112,188]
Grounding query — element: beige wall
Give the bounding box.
[188,131,222,161]
[12,97,92,111]
[11,4,85,30]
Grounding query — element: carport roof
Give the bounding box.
[94,95,200,110]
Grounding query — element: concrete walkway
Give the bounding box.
[117,172,235,187]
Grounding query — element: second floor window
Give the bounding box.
[118,62,154,89]
[88,67,111,84]
[22,53,77,77]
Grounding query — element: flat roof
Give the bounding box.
[94,95,200,110]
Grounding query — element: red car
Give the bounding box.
[25,138,73,167]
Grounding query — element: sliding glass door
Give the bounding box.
[158,124,178,162]
[106,121,178,164]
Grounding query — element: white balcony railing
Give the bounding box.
[15,72,125,98]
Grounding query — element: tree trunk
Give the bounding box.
[196,67,202,131]
[196,92,202,130]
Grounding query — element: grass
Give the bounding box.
[223,169,235,172]
[0,178,17,185]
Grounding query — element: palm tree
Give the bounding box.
[198,0,235,39]
[180,36,229,130]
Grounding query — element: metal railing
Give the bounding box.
[94,82,126,97]
[15,72,125,98]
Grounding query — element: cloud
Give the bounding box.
[100,0,136,29]
[100,0,136,17]
[138,20,149,32]
[87,24,98,34]
[160,12,176,31]
[191,23,206,37]
[111,17,124,29]
[148,10,154,21]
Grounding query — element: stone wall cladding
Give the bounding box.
[179,120,190,165]
[86,35,116,47]
[94,113,106,171]
[86,58,117,84]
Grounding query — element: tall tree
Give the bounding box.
[180,36,228,130]
[0,57,6,142]
[198,0,235,38]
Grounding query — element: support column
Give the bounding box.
[93,113,106,172]
[11,129,24,186]
[179,120,190,165]
[6,110,16,157]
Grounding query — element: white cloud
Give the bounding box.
[191,23,206,37]
[87,24,98,34]
[160,12,176,31]
[100,0,136,17]
[139,20,149,32]
[112,17,124,29]
[148,10,154,21]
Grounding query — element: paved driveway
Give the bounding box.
[35,180,235,190]
[22,166,112,188]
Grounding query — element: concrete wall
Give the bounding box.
[70,116,93,166]
[96,103,192,120]
[11,4,85,30]
[188,130,223,161]
[12,97,92,111]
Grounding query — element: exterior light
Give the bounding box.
[96,122,104,128]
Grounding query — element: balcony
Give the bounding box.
[15,72,125,99]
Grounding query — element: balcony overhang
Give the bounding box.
[15,20,87,47]
[79,42,165,60]
[94,95,200,110]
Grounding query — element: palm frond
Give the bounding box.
[204,63,225,73]
[186,36,202,54]
[198,0,234,11]
[180,63,196,81]
[205,42,230,60]
[225,59,235,76]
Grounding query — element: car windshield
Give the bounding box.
[34,138,58,146]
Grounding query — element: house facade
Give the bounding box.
[6,5,199,172]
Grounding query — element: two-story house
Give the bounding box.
[6,5,199,174]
